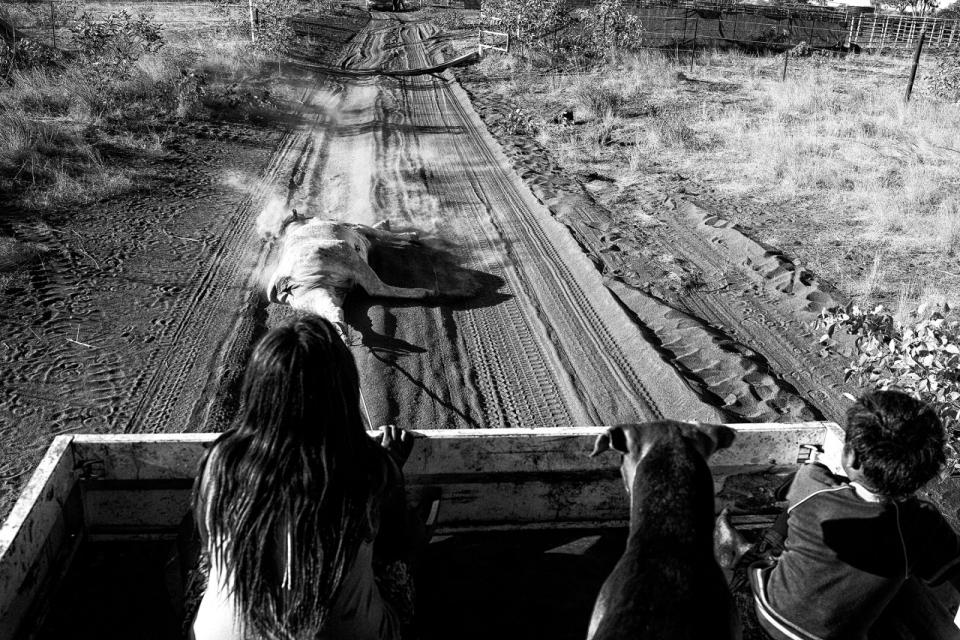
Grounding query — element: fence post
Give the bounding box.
[690,17,698,72]
[248,0,256,43]
[782,47,789,81]
[904,29,926,102]
[868,15,877,49]
[49,1,55,49]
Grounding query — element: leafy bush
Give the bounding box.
[482,0,572,49]
[69,11,164,83]
[175,70,206,119]
[921,50,960,104]
[482,0,642,58]
[212,0,333,54]
[817,303,960,441]
[586,0,644,54]
[1,37,61,75]
[504,106,536,135]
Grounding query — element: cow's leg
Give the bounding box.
[351,255,435,299]
[288,288,346,336]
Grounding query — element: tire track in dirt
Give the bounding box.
[459,78,855,423]
[269,11,723,429]
[0,119,295,515]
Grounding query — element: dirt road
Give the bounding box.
[0,8,727,515]
[0,117,284,513]
[272,11,724,430]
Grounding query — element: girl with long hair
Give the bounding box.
[191,315,418,640]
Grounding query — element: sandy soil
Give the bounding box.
[0,115,284,515]
[264,9,725,432]
[1,6,727,516]
[458,69,857,426]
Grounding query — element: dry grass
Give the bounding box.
[0,33,275,211]
[496,49,960,309]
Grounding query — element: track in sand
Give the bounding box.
[265,10,724,430]
[0,7,727,516]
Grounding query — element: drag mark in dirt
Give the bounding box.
[264,11,723,430]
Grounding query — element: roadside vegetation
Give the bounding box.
[475,48,960,313]
[461,2,960,451]
[0,3,323,300]
[0,9,284,212]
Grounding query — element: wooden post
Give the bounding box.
[949,20,956,48]
[49,1,55,49]
[681,7,688,55]
[782,47,789,81]
[904,29,926,102]
[248,0,256,43]
[690,17,698,72]
[869,15,877,50]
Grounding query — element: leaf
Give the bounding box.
[843,392,858,402]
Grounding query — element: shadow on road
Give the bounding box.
[344,237,509,354]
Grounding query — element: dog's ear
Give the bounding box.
[589,425,630,457]
[680,422,736,460]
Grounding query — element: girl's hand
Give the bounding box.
[379,425,414,468]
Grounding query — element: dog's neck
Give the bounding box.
[626,446,716,552]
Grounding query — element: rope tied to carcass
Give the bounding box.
[339,322,375,430]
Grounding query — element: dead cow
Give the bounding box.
[587,421,741,640]
[260,209,436,334]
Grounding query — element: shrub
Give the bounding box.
[921,51,960,104]
[175,70,206,119]
[575,81,624,118]
[69,11,164,84]
[817,303,960,444]
[481,0,572,49]
[586,0,644,54]
[503,106,536,135]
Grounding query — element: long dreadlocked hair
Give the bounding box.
[195,315,389,639]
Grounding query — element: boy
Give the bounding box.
[750,390,960,640]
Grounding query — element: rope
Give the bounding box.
[342,323,375,430]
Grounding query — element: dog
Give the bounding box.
[587,421,741,640]
[259,208,436,335]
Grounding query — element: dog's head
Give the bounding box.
[590,421,735,496]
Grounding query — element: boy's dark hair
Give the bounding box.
[845,390,945,497]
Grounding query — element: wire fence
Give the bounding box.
[483,0,960,55]
[4,0,958,56]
